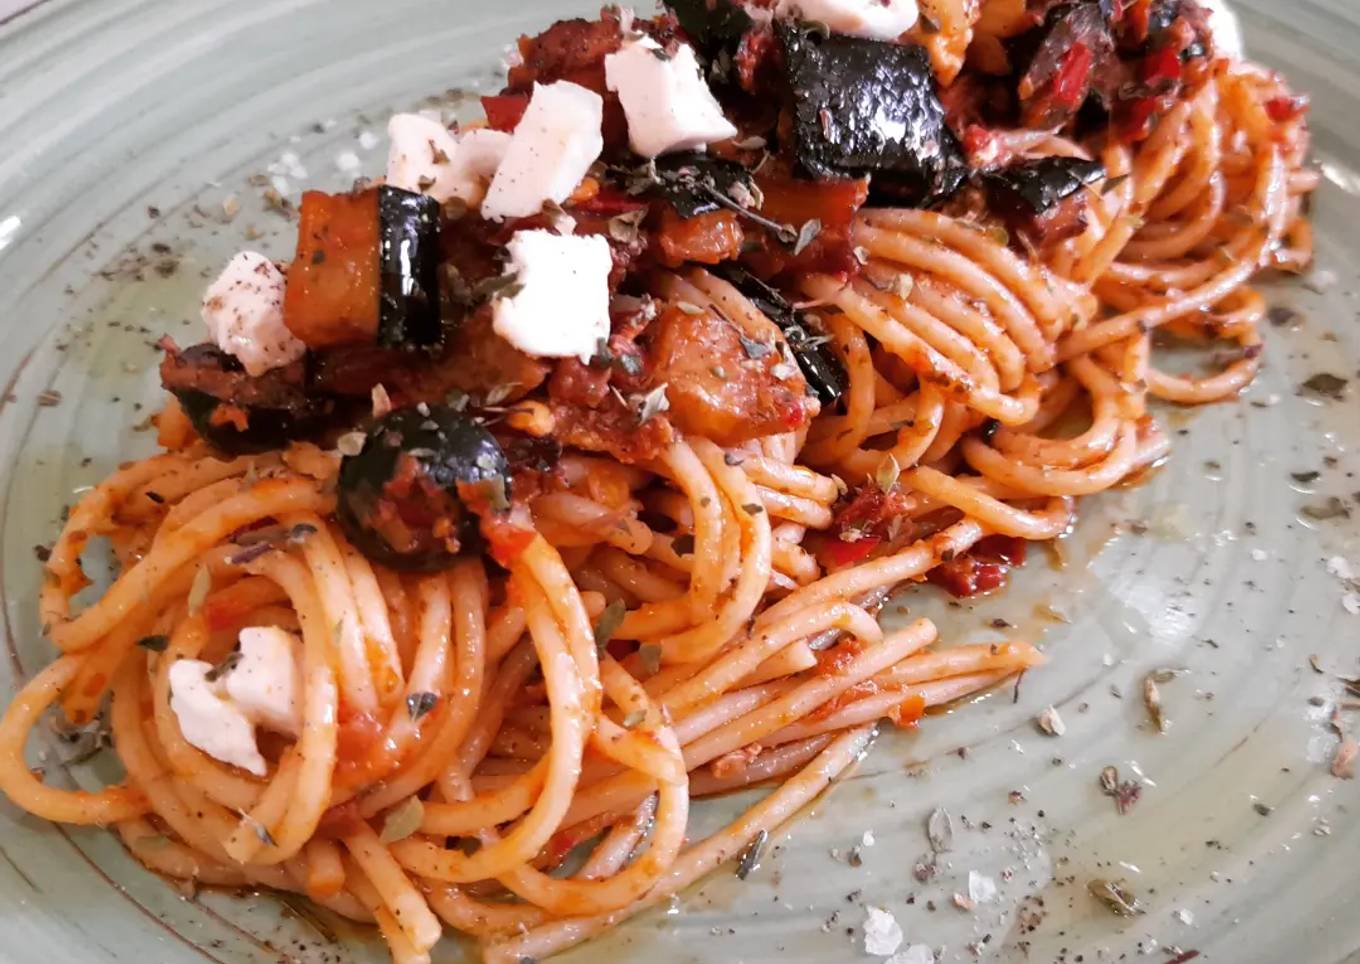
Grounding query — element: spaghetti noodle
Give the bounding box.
[0,3,1314,962]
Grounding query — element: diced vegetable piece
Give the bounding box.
[778,25,968,207]
[713,264,847,407]
[749,168,869,275]
[665,0,754,60]
[646,303,810,446]
[337,406,509,571]
[984,156,1105,216]
[655,207,745,267]
[285,189,382,348]
[481,94,531,132]
[159,342,336,455]
[644,151,758,219]
[376,187,443,348]
[927,535,1028,598]
[1017,3,1116,128]
[284,187,443,350]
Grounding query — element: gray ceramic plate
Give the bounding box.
[1,1,1358,962]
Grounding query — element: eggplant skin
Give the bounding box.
[377,186,444,350]
[664,0,753,60]
[161,343,336,455]
[337,406,509,571]
[779,25,969,208]
[983,157,1106,215]
[173,389,332,455]
[713,264,848,408]
[649,152,757,219]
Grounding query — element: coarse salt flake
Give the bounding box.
[967,870,998,905]
[863,906,903,957]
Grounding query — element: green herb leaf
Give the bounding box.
[738,333,773,360]
[926,806,953,853]
[187,565,212,614]
[792,218,822,256]
[1087,878,1144,917]
[593,599,628,652]
[874,453,900,494]
[634,384,671,424]
[1300,373,1348,400]
[1302,497,1351,521]
[379,796,425,844]
[736,829,768,879]
[204,651,242,683]
[638,643,662,676]
[406,692,439,722]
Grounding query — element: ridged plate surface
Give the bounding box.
[0,2,1357,962]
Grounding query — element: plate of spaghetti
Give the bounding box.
[0,0,1357,961]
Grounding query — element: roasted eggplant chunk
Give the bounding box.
[635,152,758,220]
[1017,2,1118,129]
[337,406,509,571]
[984,156,1106,247]
[985,157,1106,214]
[664,0,753,61]
[779,25,968,207]
[284,186,443,350]
[714,264,848,408]
[159,342,336,455]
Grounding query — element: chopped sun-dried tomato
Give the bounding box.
[927,535,1030,598]
[481,94,530,133]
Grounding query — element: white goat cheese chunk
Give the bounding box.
[223,627,303,738]
[1201,0,1243,59]
[169,659,269,777]
[385,113,511,204]
[169,627,305,777]
[492,230,612,362]
[201,252,304,377]
[774,0,919,41]
[604,36,738,157]
[481,82,604,221]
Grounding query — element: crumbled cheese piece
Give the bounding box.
[223,627,302,737]
[481,82,603,221]
[385,113,511,204]
[1201,0,1243,58]
[357,129,380,151]
[492,230,612,362]
[169,660,268,776]
[967,870,998,905]
[861,829,875,847]
[863,906,904,957]
[604,37,738,157]
[887,947,936,964]
[201,252,305,377]
[169,628,304,777]
[774,0,919,41]
[1250,548,1268,562]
